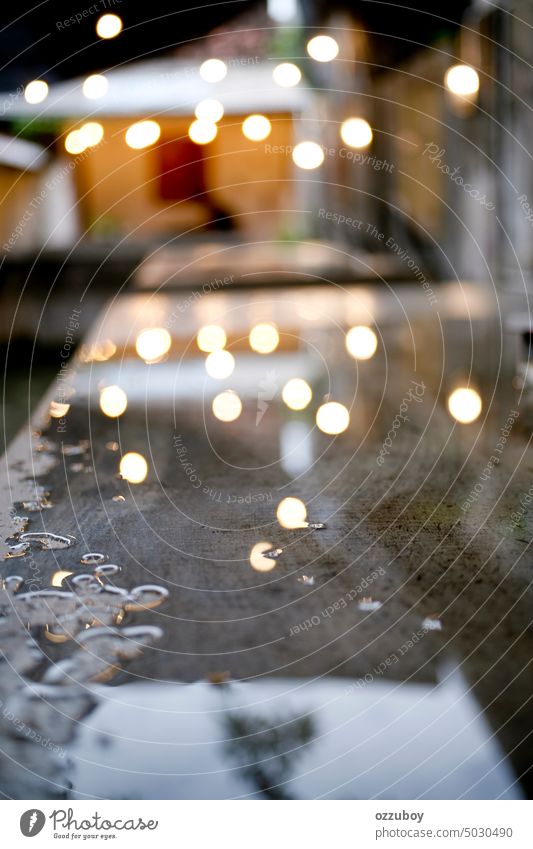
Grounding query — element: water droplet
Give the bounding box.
[3,542,30,559]
[94,563,121,578]
[126,584,169,611]
[112,495,126,503]
[19,532,76,550]
[62,440,90,456]
[422,616,443,631]
[35,438,57,453]
[80,552,107,565]
[358,597,382,612]
[12,515,29,530]
[297,575,315,586]
[263,547,283,560]
[106,441,119,451]
[306,522,326,530]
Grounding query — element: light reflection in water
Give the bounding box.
[99,385,128,418]
[249,542,278,572]
[345,325,378,360]
[212,391,242,422]
[205,349,235,379]
[135,328,171,363]
[249,323,279,354]
[197,324,227,352]
[316,401,350,435]
[447,387,482,423]
[277,497,307,528]
[119,452,148,483]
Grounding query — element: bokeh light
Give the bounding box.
[249,323,279,354]
[250,542,278,572]
[79,122,104,148]
[197,324,227,353]
[82,74,108,99]
[242,115,272,141]
[119,452,148,484]
[277,497,307,528]
[292,141,324,170]
[447,387,482,423]
[24,80,48,104]
[345,325,378,360]
[199,59,227,82]
[125,120,161,149]
[64,130,85,155]
[135,328,172,363]
[96,14,122,39]
[282,378,313,410]
[212,390,242,422]
[306,35,339,62]
[195,99,224,122]
[99,385,128,418]
[205,349,235,379]
[272,62,301,87]
[316,401,350,435]
[49,401,70,418]
[188,120,217,145]
[445,64,480,96]
[340,118,373,148]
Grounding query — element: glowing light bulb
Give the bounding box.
[194,98,224,122]
[83,74,108,99]
[249,323,279,354]
[96,14,122,39]
[282,378,312,410]
[445,64,480,96]
[119,452,148,484]
[99,385,128,418]
[277,497,307,528]
[212,390,242,422]
[205,349,235,379]
[79,121,104,148]
[316,401,350,435]
[250,541,277,572]
[345,325,378,360]
[447,387,482,423]
[24,80,48,104]
[197,324,227,352]
[292,141,324,170]
[340,117,373,149]
[49,401,70,418]
[306,35,339,62]
[188,119,217,145]
[65,130,86,155]
[199,59,227,82]
[242,114,272,141]
[125,120,161,149]
[272,62,301,87]
[135,328,171,363]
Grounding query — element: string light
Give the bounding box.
[445,65,480,96]
[96,14,122,39]
[125,120,161,149]
[83,74,108,99]
[306,35,339,62]
[24,80,48,104]
[340,118,373,149]
[188,120,217,145]
[242,115,272,141]
[292,141,324,170]
[272,63,301,87]
[199,59,227,82]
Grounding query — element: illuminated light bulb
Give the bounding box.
[447,387,482,423]
[49,401,70,418]
[96,13,123,39]
[99,385,128,418]
[249,322,279,354]
[24,80,48,104]
[345,325,378,360]
[205,349,235,379]
[83,74,108,99]
[194,99,224,122]
[212,390,242,422]
[306,34,339,62]
[188,119,217,145]
[272,62,301,88]
[340,117,373,149]
[65,130,86,155]
[125,120,161,150]
[277,496,307,529]
[316,401,350,435]
[79,121,104,148]
[119,452,148,484]
[292,141,324,170]
[445,64,480,97]
[250,541,277,572]
[242,114,272,141]
[135,327,172,363]
[51,570,73,587]
[199,59,227,82]
[282,378,312,410]
[197,324,227,352]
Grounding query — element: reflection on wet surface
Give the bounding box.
[1,282,533,799]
